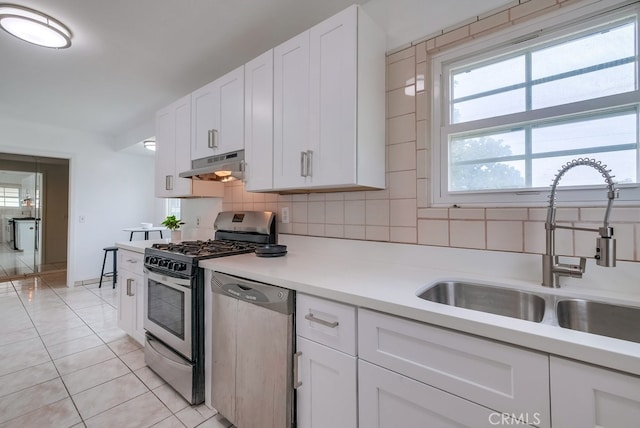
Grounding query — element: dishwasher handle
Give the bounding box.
[211,272,294,315]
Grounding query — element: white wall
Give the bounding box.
[0,116,156,286]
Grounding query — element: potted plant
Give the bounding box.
[162,215,184,242]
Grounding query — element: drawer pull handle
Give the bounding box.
[293,351,302,389]
[126,259,138,263]
[305,313,339,328]
[126,278,134,296]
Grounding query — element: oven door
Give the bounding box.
[144,268,192,360]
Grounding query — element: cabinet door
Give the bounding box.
[191,80,217,161]
[191,66,244,160]
[217,65,244,154]
[244,50,274,192]
[155,95,192,197]
[551,356,640,427]
[360,359,497,428]
[117,270,135,336]
[309,5,357,187]
[296,336,356,428]
[273,31,310,190]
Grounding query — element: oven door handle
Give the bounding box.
[145,269,192,288]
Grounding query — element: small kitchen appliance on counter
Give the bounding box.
[142,211,276,404]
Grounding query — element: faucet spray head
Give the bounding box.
[595,228,616,267]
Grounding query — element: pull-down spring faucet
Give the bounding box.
[542,158,619,288]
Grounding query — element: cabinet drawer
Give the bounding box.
[118,250,144,275]
[359,309,550,427]
[296,294,356,356]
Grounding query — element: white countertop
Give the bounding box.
[116,234,640,375]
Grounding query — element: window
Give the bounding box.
[0,186,20,207]
[432,2,640,206]
[166,198,181,218]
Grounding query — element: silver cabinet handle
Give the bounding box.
[166,175,173,191]
[126,259,138,263]
[208,129,218,148]
[300,151,307,177]
[304,313,339,328]
[293,351,302,389]
[306,150,313,177]
[126,278,134,296]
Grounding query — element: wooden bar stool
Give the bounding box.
[99,246,118,289]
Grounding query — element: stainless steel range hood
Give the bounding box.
[179,150,244,182]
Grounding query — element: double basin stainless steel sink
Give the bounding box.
[418,281,640,344]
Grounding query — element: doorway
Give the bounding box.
[0,153,69,279]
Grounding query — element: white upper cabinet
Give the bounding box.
[155,95,195,197]
[155,95,224,198]
[244,50,274,192]
[191,65,244,160]
[273,31,310,190]
[273,5,385,192]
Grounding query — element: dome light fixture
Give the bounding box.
[0,4,72,48]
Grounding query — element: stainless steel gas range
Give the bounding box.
[142,211,276,404]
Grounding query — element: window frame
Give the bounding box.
[431,0,640,207]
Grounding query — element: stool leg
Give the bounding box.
[99,250,108,288]
[113,250,117,289]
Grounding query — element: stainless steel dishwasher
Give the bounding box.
[210,271,294,428]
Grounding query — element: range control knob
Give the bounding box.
[175,263,187,272]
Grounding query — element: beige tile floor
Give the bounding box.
[0,243,66,280]
[0,272,232,428]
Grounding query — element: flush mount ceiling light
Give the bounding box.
[143,139,156,151]
[0,4,72,48]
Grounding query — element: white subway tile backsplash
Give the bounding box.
[524,222,545,254]
[390,199,417,227]
[366,226,390,241]
[417,179,429,208]
[416,119,427,150]
[307,223,325,237]
[344,191,367,201]
[449,208,485,220]
[344,225,366,240]
[308,193,325,202]
[292,223,308,235]
[418,208,449,219]
[325,201,344,225]
[390,227,417,244]
[416,91,427,121]
[418,219,449,246]
[307,202,325,224]
[292,202,308,223]
[387,56,415,91]
[582,207,640,223]
[388,114,416,145]
[386,46,414,65]
[554,226,574,257]
[389,141,417,172]
[325,224,344,238]
[487,221,523,252]
[416,149,428,179]
[387,87,416,118]
[345,200,365,225]
[292,194,309,202]
[389,170,417,199]
[450,220,485,249]
[324,192,344,201]
[486,208,528,221]
[366,200,390,226]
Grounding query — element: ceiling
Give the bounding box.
[0,0,513,154]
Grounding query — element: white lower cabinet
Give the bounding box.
[359,359,498,428]
[358,309,550,428]
[296,337,357,428]
[296,294,357,428]
[117,249,145,345]
[550,356,640,427]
